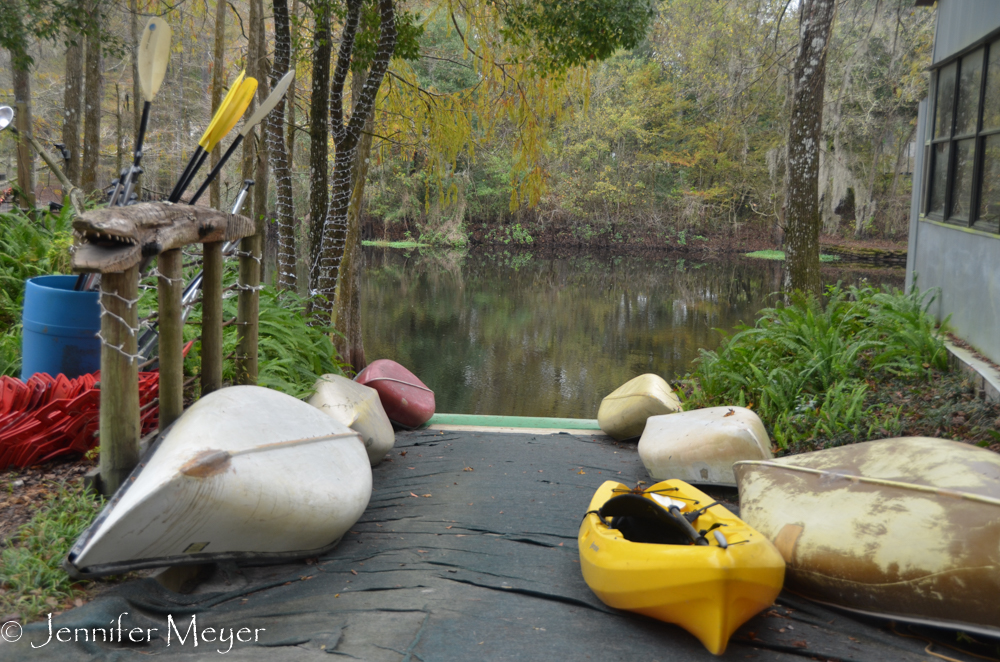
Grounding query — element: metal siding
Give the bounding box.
[933,0,1000,63]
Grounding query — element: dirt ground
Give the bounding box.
[0,456,96,546]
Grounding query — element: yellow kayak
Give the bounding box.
[578,480,785,655]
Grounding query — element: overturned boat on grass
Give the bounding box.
[65,386,372,578]
[735,437,1000,637]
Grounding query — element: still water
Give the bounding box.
[361,248,903,419]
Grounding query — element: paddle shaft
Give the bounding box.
[112,101,152,207]
[188,134,243,205]
[168,145,205,203]
[670,506,709,546]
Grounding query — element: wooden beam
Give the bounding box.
[157,249,184,429]
[201,241,224,395]
[99,265,140,495]
[235,232,261,385]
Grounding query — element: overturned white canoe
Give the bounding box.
[639,406,772,485]
[735,437,1000,636]
[66,386,372,578]
[308,373,394,465]
[597,374,681,440]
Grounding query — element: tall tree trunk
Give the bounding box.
[63,29,84,186]
[210,0,227,210]
[236,0,269,385]
[308,3,333,286]
[783,0,835,296]
[12,60,35,210]
[82,15,104,195]
[315,0,396,321]
[268,0,296,290]
[115,84,123,179]
[332,71,374,373]
[287,0,300,168]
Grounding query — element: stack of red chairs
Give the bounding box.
[0,371,161,469]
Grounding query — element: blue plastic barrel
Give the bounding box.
[21,275,101,380]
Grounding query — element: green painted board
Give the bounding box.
[426,413,601,430]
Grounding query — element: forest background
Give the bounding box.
[0,0,934,253]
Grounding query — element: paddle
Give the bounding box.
[167,73,257,203]
[111,17,172,207]
[189,69,296,205]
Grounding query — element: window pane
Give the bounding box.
[955,50,983,135]
[935,63,957,138]
[950,139,975,219]
[978,134,1000,224]
[928,142,950,215]
[984,42,1000,131]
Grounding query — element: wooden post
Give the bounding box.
[157,250,184,429]
[235,233,261,385]
[201,241,224,395]
[99,265,140,495]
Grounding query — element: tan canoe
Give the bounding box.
[597,373,681,440]
[639,406,772,485]
[309,374,395,466]
[734,437,1000,636]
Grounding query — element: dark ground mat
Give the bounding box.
[1,429,994,661]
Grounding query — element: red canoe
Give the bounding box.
[354,359,435,429]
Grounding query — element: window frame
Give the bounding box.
[923,46,993,227]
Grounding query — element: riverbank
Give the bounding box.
[362,215,908,264]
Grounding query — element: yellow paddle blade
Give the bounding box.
[198,70,246,149]
[137,17,172,102]
[206,77,258,152]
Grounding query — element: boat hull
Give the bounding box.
[579,480,785,655]
[354,359,435,429]
[309,373,394,465]
[638,406,772,486]
[66,386,372,578]
[734,437,1000,636]
[597,373,680,440]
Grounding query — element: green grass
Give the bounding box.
[0,482,103,622]
[745,249,840,262]
[362,240,429,248]
[684,284,949,450]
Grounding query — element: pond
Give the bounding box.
[361,248,904,419]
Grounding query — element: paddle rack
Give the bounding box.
[71,202,258,495]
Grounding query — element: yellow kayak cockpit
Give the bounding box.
[578,480,785,655]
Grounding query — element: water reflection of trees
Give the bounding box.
[361,248,903,418]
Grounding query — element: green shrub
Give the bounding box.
[686,285,948,449]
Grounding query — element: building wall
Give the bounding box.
[908,0,1000,364]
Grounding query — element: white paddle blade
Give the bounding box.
[138,17,172,102]
[0,106,13,132]
[239,70,296,137]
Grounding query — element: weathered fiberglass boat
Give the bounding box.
[597,373,681,440]
[735,437,1000,637]
[354,359,435,429]
[579,480,785,655]
[308,373,394,465]
[65,386,373,578]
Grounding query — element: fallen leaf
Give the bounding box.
[410,492,420,498]
[422,494,432,497]
[446,525,453,529]
[400,451,407,456]
[350,569,358,576]
[792,640,807,648]
[408,467,416,470]
[463,466,474,472]
[335,594,340,598]
[577,470,586,475]
[417,550,427,553]
[724,408,735,417]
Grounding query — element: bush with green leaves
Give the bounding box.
[686,284,949,449]
[0,206,75,377]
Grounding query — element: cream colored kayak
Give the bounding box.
[735,437,1000,636]
[308,373,394,465]
[597,374,680,440]
[65,386,372,578]
[639,406,772,485]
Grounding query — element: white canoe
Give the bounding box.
[735,437,1000,636]
[638,406,772,485]
[65,386,372,578]
[308,373,395,465]
[597,374,681,440]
